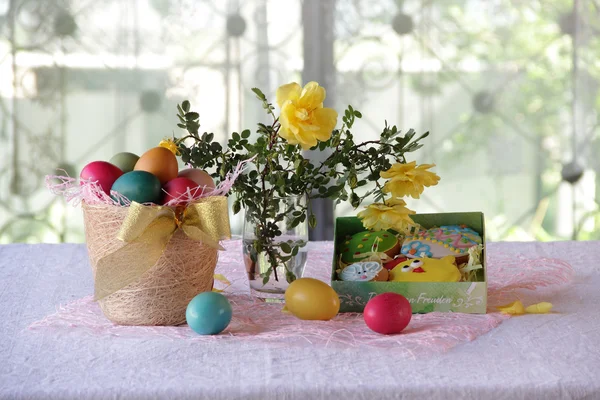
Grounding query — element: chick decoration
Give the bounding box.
[389,256,461,282]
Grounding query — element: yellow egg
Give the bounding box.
[134,147,178,185]
[284,278,340,321]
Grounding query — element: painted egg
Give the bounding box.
[79,161,123,195]
[134,147,178,185]
[364,293,412,334]
[110,171,162,205]
[178,168,215,192]
[109,152,139,173]
[186,292,232,335]
[162,177,201,205]
[339,261,388,282]
[284,278,340,321]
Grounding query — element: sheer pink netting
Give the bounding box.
[29,241,573,356]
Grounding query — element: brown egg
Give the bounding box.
[134,147,178,185]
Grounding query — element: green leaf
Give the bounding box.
[233,200,241,214]
[210,142,221,152]
[280,242,292,253]
[353,110,362,118]
[177,123,186,129]
[309,214,317,228]
[185,111,199,120]
[350,192,360,208]
[241,130,251,139]
[251,88,266,101]
[414,131,430,141]
[232,132,241,141]
[182,100,190,113]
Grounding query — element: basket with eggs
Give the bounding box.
[49,142,234,326]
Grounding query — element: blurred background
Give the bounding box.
[0,0,598,243]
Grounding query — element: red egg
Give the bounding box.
[364,293,412,334]
[80,161,123,195]
[162,177,202,205]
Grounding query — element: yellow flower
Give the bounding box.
[159,138,180,156]
[525,302,553,314]
[276,81,338,150]
[357,198,416,233]
[496,300,553,315]
[496,300,525,315]
[380,161,440,199]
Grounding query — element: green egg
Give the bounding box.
[109,152,140,173]
[111,171,162,205]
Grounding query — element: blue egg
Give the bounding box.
[110,170,162,205]
[186,292,232,335]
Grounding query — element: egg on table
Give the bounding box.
[134,147,178,185]
[186,292,232,335]
[284,278,340,321]
[364,293,412,334]
[389,256,461,282]
[79,161,123,195]
[110,170,162,205]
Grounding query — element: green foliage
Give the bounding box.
[175,90,429,283]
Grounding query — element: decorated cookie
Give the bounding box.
[401,225,482,260]
[339,261,389,282]
[340,230,400,265]
[389,256,461,282]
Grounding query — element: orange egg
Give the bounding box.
[134,147,178,185]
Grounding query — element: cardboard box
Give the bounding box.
[331,212,486,314]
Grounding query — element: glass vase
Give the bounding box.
[242,195,308,299]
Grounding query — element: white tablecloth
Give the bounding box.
[1,241,599,400]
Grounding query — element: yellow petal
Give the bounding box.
[312,107,338,139]
[213,274,231,286]
[295,128,318,149]
[212,273,231,292]
[299,81,326,108]
[525,302,553,314]
[276,82,302,108]
[497,300,526,315]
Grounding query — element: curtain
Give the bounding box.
[0,0,597,243]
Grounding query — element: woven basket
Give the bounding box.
[82,202,218,326]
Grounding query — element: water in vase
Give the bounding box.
[243,236,307,295]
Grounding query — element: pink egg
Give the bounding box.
[80,161,123,195]
[178,168,215,191]
[162,177,202,205]
[363,293,412,335]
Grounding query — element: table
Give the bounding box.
[1,241,599,400]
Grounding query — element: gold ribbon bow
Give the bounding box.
[94,196,231,300]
